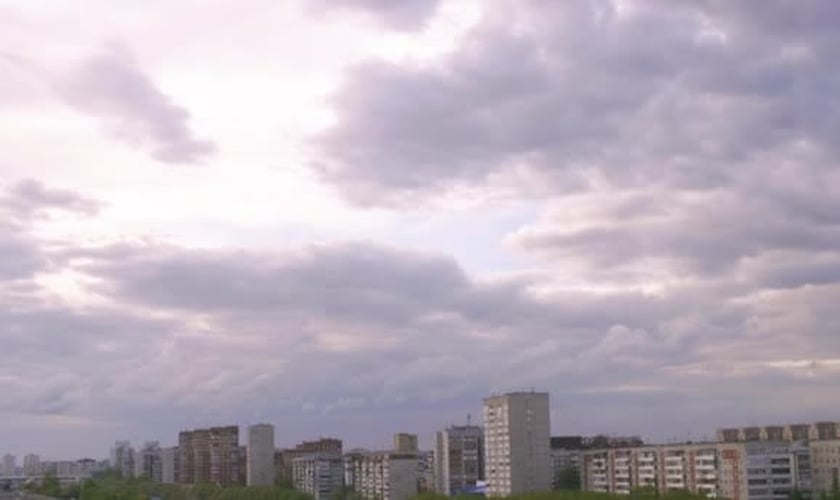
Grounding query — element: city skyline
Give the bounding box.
[3,0,840,459]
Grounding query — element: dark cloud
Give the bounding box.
[307,0,441,31]
[59,47,215,164]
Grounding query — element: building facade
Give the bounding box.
[177,425,242,486]
[483,391,551,496]
[293,453,344,500]
[247,423,276,486]
[344,451,418,500]
[435,425,484,495]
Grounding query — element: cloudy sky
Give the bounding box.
[2,0,840,459]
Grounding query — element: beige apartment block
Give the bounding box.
[483,391,551,497]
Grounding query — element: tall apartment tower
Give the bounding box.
[435,425,484,495]
[483,391,551,497]
[247,423,276,486]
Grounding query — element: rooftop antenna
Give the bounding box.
[467,413,472,426]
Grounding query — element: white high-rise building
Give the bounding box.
[247,423,276,486]
[435,425,484,495]
[483,391,551,497]
[2,454,15,476]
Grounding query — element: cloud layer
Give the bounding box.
[2,0,840,459]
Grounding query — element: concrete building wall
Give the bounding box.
[247,423,276,486]
[483,391,551,497]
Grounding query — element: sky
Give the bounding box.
[1,0,840,460]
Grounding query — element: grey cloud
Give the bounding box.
[1,178,100,221]
[310,0,840,203]
[4,234,840,454]
[59,47,215,164]
[307,0,441,31]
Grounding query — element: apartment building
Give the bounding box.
[277,438,343,484]
[718,422,840,443]
[160,447,178,484]
[810,439,840,494]
[111,441,135,479]
[293,453,344,500]
[344,450,418,500]
[177,425,242,486]
[417,450,436,493]
[483,391,551,496]
[550,437,582,491]
[582,443,718,497]
[247,423,276,486]
[435,424,484,495]
[718,441,811,500]
[135,441,162,482]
